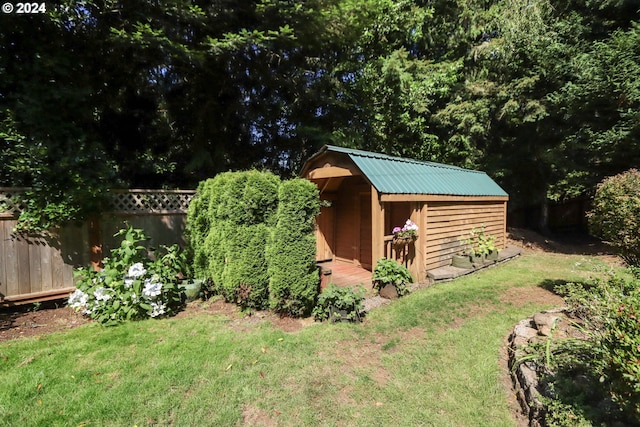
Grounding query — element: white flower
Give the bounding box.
[403,219,418,231]
[149,301,166,318]
[127,263,147,278]
[93,287,112,302]
[142,277,163,300]
[68,289,89,309]
[124,277,134,288]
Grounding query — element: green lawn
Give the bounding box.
[0,252,620,426]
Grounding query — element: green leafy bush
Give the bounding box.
[220,223,270,309]
[544,271,640,425]
[185,171,280,308]
[69,224,185,325]
[588,169,640,266]
[313,284,365,322]
[372,258,413,297]
[186,172,320,316]
[185,178,219,279]
[267,178,320,317]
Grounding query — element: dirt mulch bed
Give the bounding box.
[0,301,89,342]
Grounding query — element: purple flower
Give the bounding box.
[392,227,402,234]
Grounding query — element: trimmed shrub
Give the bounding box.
[202,224,227,295]
[588,169,640,266]
[267,178,320,317]
[185,177,228,278]
[186,171,321,315]
[215,171,280,225]
[185,171,280,308]
[221,223,270,309]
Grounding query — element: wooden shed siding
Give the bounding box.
[315,205,335,261]
[423,201,507,270]
[359,193,372,269]
[334,185,358,263]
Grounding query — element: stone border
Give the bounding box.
[507,309,584,427]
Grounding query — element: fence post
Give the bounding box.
[89,215,102,271]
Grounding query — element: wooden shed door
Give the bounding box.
[315,205,335,261]
[359,192,372,270]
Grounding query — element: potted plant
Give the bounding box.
[372,258,413,299]
[312,284,365,323]
[451,226,499,268]
[479,233,499,261]
[471,226,499,262]
[392,219,418,246]
[179,278,203,301]
[451,252,474,268]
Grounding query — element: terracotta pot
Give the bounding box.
[379,283,399,299]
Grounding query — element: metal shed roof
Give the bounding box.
[309,145,508,197]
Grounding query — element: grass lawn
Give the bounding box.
[0,251,620,426]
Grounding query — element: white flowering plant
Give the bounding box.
[392,219,419,240]
[69,224,185,325]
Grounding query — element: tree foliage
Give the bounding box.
[2,0,640,231]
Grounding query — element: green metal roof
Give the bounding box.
[315,145,508,197]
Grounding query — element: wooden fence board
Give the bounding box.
[3,222,18,297]
[40,242,53,292]
[0,188,194,304]
[28,241,43,293]
[0,220,7,298]
[17,234,31,296]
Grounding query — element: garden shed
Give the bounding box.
[300,145,509,282]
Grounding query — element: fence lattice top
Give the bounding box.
[0,188,195,216]
[0,188,27,216]
[110,190,195,214]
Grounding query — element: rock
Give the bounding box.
[514,322,539,340]
[533,312,560,337]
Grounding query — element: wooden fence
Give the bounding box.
[0,188,195,305]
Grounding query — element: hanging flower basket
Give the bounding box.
[392,219,418,247]
[393,235,416,247]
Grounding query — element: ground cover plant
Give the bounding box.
[372,257,413,297]
[312,284,365,323]
[519,267,640,426]
[0,249,622,426]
